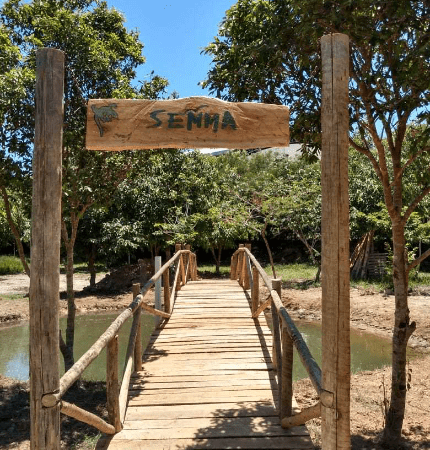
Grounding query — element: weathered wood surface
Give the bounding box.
[30,48,64,450]
[96,280,312,449]
[320,33,350,450]
[86,97,289,151]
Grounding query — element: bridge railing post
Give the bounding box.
[133,283,142,371]
[271,278,283,416]
[107,335,122,432]
[251,266,259,315]
[163,268,170,313]
[154,257,162,327]
[230,252,238,280]
[237,244,244,286]
[185,244,191,281]
[243,244,251,290]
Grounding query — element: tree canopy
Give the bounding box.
[204,0,430,442]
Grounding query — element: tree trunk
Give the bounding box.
[64,241,76,372]
[261,223,277,278]
[88,243,97,287]
[210,247,220,275]
[382,221,416,443]
[0,185,31,277]
[60,216,80,373]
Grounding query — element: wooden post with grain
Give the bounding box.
[251,266,259,315]
[132,283,142,371]
[243,243,251,290]
[320,33,350,450]
[106,335,121,432]
[237,244,244,286]
[30,48,64,450]
[163,268,170,313]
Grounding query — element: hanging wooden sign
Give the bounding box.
[86,96,289,151]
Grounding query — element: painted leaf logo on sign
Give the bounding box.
[91,103,118,137]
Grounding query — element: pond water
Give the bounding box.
[0,313,156,381]
[0,313,396,382]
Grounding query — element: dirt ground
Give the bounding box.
[0,271,429,449]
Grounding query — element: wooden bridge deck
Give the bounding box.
[96,279,313,450]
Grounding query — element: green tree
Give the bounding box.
[204,0,430,442]
[0,24,34,273]
[1,0,167,370]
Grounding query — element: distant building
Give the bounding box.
[197,143,303,158]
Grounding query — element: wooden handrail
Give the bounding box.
[41,245,198,439]
[234,245,332,427]
[242,247,324,398]
[42,249,191,408]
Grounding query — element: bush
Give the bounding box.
[0,255,25,275]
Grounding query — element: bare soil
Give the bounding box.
[0,270,429,449]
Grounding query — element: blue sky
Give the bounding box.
[108,1,237,98]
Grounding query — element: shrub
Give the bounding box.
[0,255,25,275]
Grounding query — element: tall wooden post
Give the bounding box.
[320,33,350,450]
[30,48,64,450]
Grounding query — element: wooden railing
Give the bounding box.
[41,245,197,434]
[231,244,332,428]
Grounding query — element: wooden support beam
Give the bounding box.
[282,402,321,429]
[30,48,64,450]
[106,335,122,432]
[140,302,171,319]
[321,33,350,450]
[252,295,270,318]
[61,401,115,435]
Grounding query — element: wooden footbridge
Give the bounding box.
[41,245,331,450]
[97,275,313,449]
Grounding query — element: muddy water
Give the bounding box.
[0,315,397,382]
[0,313,155,381]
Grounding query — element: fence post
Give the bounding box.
[281,327,293,419]
[237,244,244,286]
[107,335,122,432]
[243,244,251,290]
[321,33,350,450]
[185,244,191,280]
[251,266,259,316]
[192,253,198,280]
[154,257,162,327]
[30,48,64,450]
[163,268,170,313]
[230,252,238,280]
[132,283,142,371]
[271,278,283,416]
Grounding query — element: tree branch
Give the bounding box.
[407,248,430,274]
[402,184,430,225]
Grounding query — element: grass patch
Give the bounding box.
[197,264,231,277]
[0,293,26,301]
[0,255,25,275]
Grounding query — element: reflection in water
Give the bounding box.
[0,313,155,381]
[0,316,396,382]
